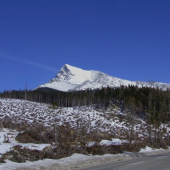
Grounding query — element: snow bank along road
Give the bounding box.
[1,150,169,170]
[77,151,170,170]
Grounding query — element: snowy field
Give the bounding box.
[0,98,148,136]
[0,98,170,169]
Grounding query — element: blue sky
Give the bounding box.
[0,0,170,91]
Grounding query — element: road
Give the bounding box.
[76,152,170,170]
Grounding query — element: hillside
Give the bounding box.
[0,98,170,165]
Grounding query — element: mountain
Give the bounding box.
[36,64,170,91]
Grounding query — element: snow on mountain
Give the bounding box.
[36,64,170,91]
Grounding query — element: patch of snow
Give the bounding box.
[0,153,127,170]
[100,138,126,146]
[0,128,50,158]
[139,146,165,153]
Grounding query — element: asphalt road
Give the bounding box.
[76,152,170,170]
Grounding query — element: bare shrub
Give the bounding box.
[87,144,123,155]
[15,130,47,144]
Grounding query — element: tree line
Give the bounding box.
[1,86,170,124]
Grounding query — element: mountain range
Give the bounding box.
[36,64,170,91]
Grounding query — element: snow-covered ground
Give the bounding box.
[0,98,170,169]
[100,138,127,146]
[0,98,145,135]
[139,146,168,153]
[0,128,50,158]
[0,98,169,146]
[0,148,169,170]
[0,153,129,170]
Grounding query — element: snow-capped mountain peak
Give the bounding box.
[56,64,92,84]
[36,64,170,91]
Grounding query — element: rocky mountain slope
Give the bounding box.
[36,64,170,91]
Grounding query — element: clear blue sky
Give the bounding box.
[0,0,170,91]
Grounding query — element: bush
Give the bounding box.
[15,130,47,144]
[87,144,123,155]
